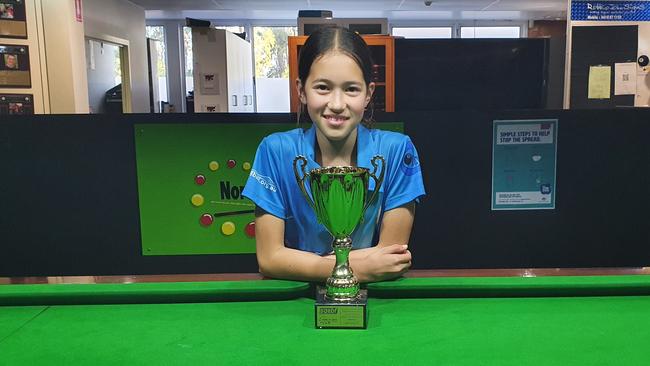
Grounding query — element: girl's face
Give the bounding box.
[299,51,374,142]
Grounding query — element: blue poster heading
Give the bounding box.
[572,1,650,21]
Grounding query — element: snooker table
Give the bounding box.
[1,269,650,365]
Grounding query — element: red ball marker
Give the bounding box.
[227,159,236,169]
[199,214,214,226]
[245,221,255,238]
[195,174,206,185]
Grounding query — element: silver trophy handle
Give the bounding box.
[293,155,316,211]
[363,155,386,215]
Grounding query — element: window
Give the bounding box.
[182,26,193,94]
[253,26,297,112]
[145,26,168,103]
[113,46,121,86]
[215,25,245,34]
[460,26,521,38]
[392,27,452,39]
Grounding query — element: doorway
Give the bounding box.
[85,36,132,113]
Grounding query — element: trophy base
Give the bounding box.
[315,285,367,329]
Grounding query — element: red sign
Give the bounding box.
[75,0,83,22]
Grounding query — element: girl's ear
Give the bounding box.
[365,82,376,107]
[296,78,306,104]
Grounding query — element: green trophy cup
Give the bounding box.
[293,155,385,329]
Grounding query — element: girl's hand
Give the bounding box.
[354,244,411,283]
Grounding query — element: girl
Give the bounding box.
[242,26,425,283]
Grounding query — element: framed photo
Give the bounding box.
[0,93,33,114]
[0,44,30,87]
[0,0,27,38]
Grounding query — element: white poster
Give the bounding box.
[614,62,637,95]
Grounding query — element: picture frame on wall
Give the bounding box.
[0,44,30,87]
[0,93,33,114]
[0,0,27,39]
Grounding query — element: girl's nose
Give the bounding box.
[327,90,345,112]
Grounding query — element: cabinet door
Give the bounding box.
[363,35,394,112]
[226,33,242,112]
[227,33,255,112]
[242,39,254,112]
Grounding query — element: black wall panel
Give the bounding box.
[395,39,550,110]
[1,111,649,275]
[570,25,638,108]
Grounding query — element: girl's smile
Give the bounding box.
[323,114,350,128]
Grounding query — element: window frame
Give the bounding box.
[455,21,528,38]
[145,25,170,104]
[390,20,527,38]
[391,26,453,39]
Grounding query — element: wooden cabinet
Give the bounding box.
[288,35,395,113]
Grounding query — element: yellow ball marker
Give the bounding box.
[209,161,220,171]
[221,221,236,236]
[191,194,204,207]
[242,162,251,171]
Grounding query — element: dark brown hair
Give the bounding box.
[297,26,375,127]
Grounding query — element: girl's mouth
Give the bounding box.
[323,115,348,127]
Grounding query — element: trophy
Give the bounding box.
[293,155,385,329]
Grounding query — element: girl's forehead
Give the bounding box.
[309,51,364,78]
[314,50,355,64]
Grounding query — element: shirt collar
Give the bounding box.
[301,124,379,189]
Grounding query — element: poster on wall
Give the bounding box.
[0,44,30,87]
[492,119,558,210]
[0,0,27,39]
[571,0,650,21]
[74,0,82,23]
[0,93,33,114]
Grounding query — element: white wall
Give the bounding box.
[83,0,149,113]
[256,77,290,112]
[41,0,89,113]
[86,40,121,113]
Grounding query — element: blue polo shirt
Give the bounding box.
[242,124,425,255]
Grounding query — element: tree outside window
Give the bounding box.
[254,26,296,112]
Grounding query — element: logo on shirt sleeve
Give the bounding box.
[250,169,277,192]
[399,141,421,176]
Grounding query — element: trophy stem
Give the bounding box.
[325,237,360,301]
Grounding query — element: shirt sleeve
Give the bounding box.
[242,137,287,219]
[384,136,426,211]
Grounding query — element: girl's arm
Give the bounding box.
[348,202,415,282]
[255,207,335,282]
[255,202,416,283]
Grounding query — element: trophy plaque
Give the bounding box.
[293,155,385,329]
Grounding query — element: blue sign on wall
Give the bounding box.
[572,1,650,21]
[491,119,558,211]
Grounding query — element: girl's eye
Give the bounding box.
[346,86,361,93]
[315,84,329,91]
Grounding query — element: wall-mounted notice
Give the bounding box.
[588,65,611,99]
[0,93,33,114]
[614,62,637,95]
[571,0,650,21]
[492,119,558,210]
[74,0,82,23]
[0,0,27,38]
[0,44,30,87]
